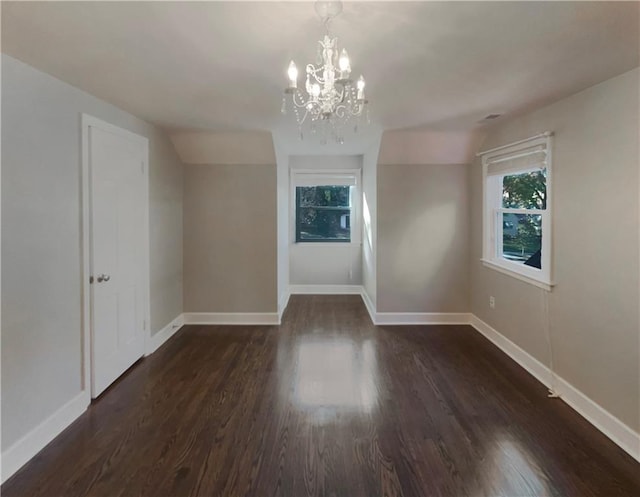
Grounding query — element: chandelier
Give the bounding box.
[281,1,370,144]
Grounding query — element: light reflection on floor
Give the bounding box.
[478,434,552,497]
[293,338,378,419]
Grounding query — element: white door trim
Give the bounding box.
[80,114,150,399]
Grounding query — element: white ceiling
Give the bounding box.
[2,1,639,154]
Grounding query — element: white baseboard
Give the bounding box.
[360,289,376,324]
[359,291,469,326]
[183,312,279,325]
[278,290,291,323]
[146,314,184,356]
[469,315,552,387]
[375,312,472,325]
[1,391,89,483]
[554,374,640,462]
[469,315,640,462]
[289,284,363,295]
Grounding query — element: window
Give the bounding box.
[481,134,553,290]
[296,185,351,242]
[292,171,359,243]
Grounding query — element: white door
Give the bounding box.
[89,124,147,397]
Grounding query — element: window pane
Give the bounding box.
[502,170,547,209]
[501,213,542,269]
[296,186,351,242]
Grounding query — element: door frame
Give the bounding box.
[80,113,150,399]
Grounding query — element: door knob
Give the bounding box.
[96,274,111,283]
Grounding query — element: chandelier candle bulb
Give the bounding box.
[339,48,351,77]
[287,60,298,89]
[356,75,366,100]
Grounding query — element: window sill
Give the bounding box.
[481,259,554,292]
[293,242,362,247]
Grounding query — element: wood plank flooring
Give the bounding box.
[3,295,639,496]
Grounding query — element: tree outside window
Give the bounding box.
[296,186,351,242]
[501,170,546,267]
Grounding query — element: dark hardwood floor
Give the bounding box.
[3,295,639,496]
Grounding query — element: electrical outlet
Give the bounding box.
[489,296,495,309]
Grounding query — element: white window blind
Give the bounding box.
[486,143,548,177]
[293,173,358,187]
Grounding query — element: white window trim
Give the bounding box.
[480,133,555,291]
[290,168,362,246]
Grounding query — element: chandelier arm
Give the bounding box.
[306,64,326,85]
[291,91,306,108]
[299,108,310,126]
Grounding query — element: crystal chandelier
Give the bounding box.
[281,1,370,144]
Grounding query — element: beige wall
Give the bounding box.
[378,130,484,165]
[470,68,640,431]
[149,125,184,333]
[170,131,275,165]
[1,54,184,451]
[183,164,277,313]
[378,164,470,312]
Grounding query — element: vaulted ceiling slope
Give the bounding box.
[2,1,638,155]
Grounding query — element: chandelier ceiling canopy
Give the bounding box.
[281,1,370,145]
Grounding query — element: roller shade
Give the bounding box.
[486,145,547,177]
[293,173,358,187]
